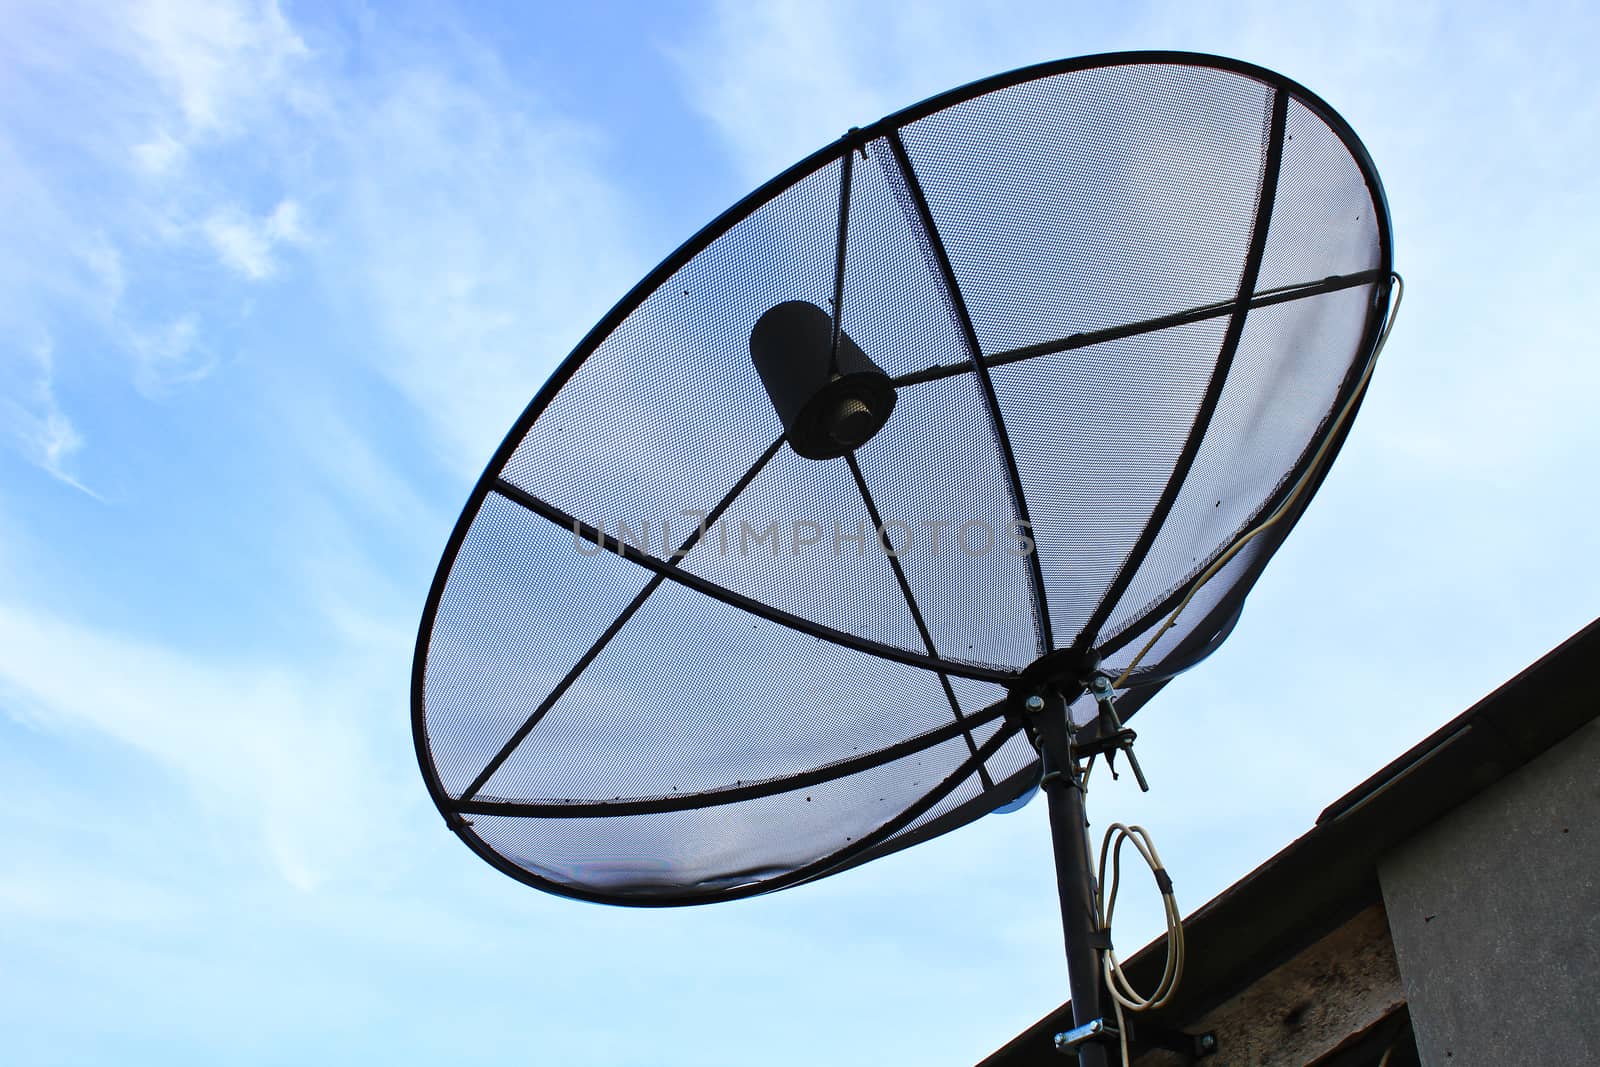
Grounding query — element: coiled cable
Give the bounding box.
[1095,822,1183,1066]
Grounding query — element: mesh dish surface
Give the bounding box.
[413,52,1392,905]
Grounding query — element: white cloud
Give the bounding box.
[132,128,186,175]
[0,0,319,480]
[203,198,308,279]
[670,0,1093,182]
[0,600,407,891]
[128,312,216,395]
[3,0,644,481]
[0,5,647,904]
[0,865,182,926]
[0,337,99,498]
[126,0,309,139]
[669,1,896,181]
[318,60,641,475]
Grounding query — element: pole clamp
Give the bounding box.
[1053,1018,1119,1053]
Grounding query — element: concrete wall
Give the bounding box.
[1379,716,1600,1066]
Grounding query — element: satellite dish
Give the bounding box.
[412,50,1394,1063]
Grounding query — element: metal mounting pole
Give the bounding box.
[1030,688,1111,1066]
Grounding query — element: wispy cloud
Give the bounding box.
[669,0,1091,182]
[125,0,309,141]
[127,313,217,395]
[3,0,643,483]
[0,0,644,892]
[0,337,99,498]
[669,1,896,181]
[0,600,407,891]
[315,58,641,475]
[0,0,317,479]
[203,198,308,280]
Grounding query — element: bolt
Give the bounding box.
[1198,1033,1218,1054]
[1024,694,1045,713]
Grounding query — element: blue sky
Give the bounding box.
[3,1,1598,1064]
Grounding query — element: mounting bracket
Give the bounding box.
[1127,1021,1219,1061]
[1078,675,1150,792]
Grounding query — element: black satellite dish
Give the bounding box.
[412,52,1395,1064]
